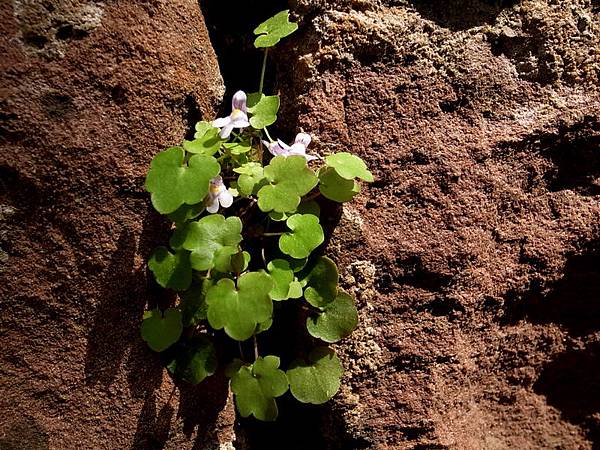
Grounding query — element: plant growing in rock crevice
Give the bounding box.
[141,10,373,421]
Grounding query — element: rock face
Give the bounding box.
[0,1,233,449]
[267,0,599,449]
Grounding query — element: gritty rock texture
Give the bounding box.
[0,1,234,449]
[267,0,599,448]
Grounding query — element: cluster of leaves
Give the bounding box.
[141,10,372,421]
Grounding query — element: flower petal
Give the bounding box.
[212,117,231,128]
[206,196,220,213]
[230,113,249,128]
[219,123,235,139]
[218,189,234,208]
[294,133,311,148]
[232,90,247,112]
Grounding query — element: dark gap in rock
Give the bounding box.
[55,24,89,41]
[183,94,202,141]
[22,32,48,49]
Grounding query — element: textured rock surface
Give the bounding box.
[265,0,599,448]
[0,1,233,449]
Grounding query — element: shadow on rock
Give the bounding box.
[534,341,600,444]
[132,393,175,450]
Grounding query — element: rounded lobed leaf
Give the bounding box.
[206,271,274,341]
[279,214,324,259]
[141,308,183,352]
[145,147,220,214]
[171,215,243,272]
[223,140,252,155]
[257,156,318,214]
[267,259,302,301]
[148,247,192,292]
[306,291,358,343]
[326,152,374,182]
[167,203,204,225]
[287,347,343,404]
[234,162,265,196]
[318,167,360,203]
[184,125,221,156]
[166,336,217,385]
[253,10,298,48]
[302,256,339,307]
[230,356,289,421]
[247,94,280,129]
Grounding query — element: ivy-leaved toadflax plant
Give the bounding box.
[141,10,373,421]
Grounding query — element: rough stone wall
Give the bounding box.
[0,1,234,449]
[269,0,599,448]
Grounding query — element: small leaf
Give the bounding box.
[141,308,183,352]
[258,156,318,214]
[223,140,252,155]
[307,291,358,343]
[267,259,299,301]
[180,278,214,326]
[234,162,265,196]
[318,167,360,203]
[298,200,320,217]
[194,121,213,138]
[253,10,298,49]
[247,94,280,129]
[166,336,217,384]
[279,214,324,259]
[231,356,289,421]
[326,152,373,182]
[287,347,342,404]
[206,271,274,341]
[256,317,273,334]
[167,203,204,224]
[171,215,243,272]
[183,126,221,156]
[303,256,339,307]
[145,147,220,214]
[231,250,251,274]
[148,247,192,291]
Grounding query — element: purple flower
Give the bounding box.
[207,176,234,213]
[212,91,250,139]
[263,133,317,161]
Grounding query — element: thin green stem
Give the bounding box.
[263,126,275,143]
[262,232,284,237]
[258,49,268,95]
[253,334,259,361]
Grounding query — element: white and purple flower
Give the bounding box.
[263,132,317,161]
[206,176,234,213]
[212,90,250,139]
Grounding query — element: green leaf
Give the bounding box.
[206,271,274,341]
[267,259,302,301]
[183,126,221,156]
[256,317,273,334]
[166,336,217,384]
[230,250,251,274]
[148,247,192,291]
[303,256,339,307]
[247,94,280,129]
[230,356,289,421]
[326,152,373,182]
[253,10,298,49]
[318,167,360,203]
[287,347,342,404]
[258,156,318,214]
[234,162,265,196]
[194,120,213,138]
[279,214,324,259]
[307,291,358,343]
[145,147,220,214]
[223,140,252,155]
[167,203,204,224]
[171,215,243,272]
[180,278,214,326]
[141,308,183,352]
[269,201,320,222]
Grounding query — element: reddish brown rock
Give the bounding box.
[0,1,233,449]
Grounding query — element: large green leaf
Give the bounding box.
[230,356,289,421]
[318,167,360,203]
[145,147,220,214]
[234,162,265,196]
[279,214,324,259]
[257,156,318,214]
[326,152,374,182]
[141,308,183,352]
[287,347,343,404]
[183,122,222,156]
[206,271,274,341]
[170,215,243,272]
[148,247,192,292]
[166,203,204,224]
[166,336,217,384]
[303,256,338,307]
[247,94,280,129]
[253,10,298,49]
[180,278,214,326]
[307,291,358,343]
